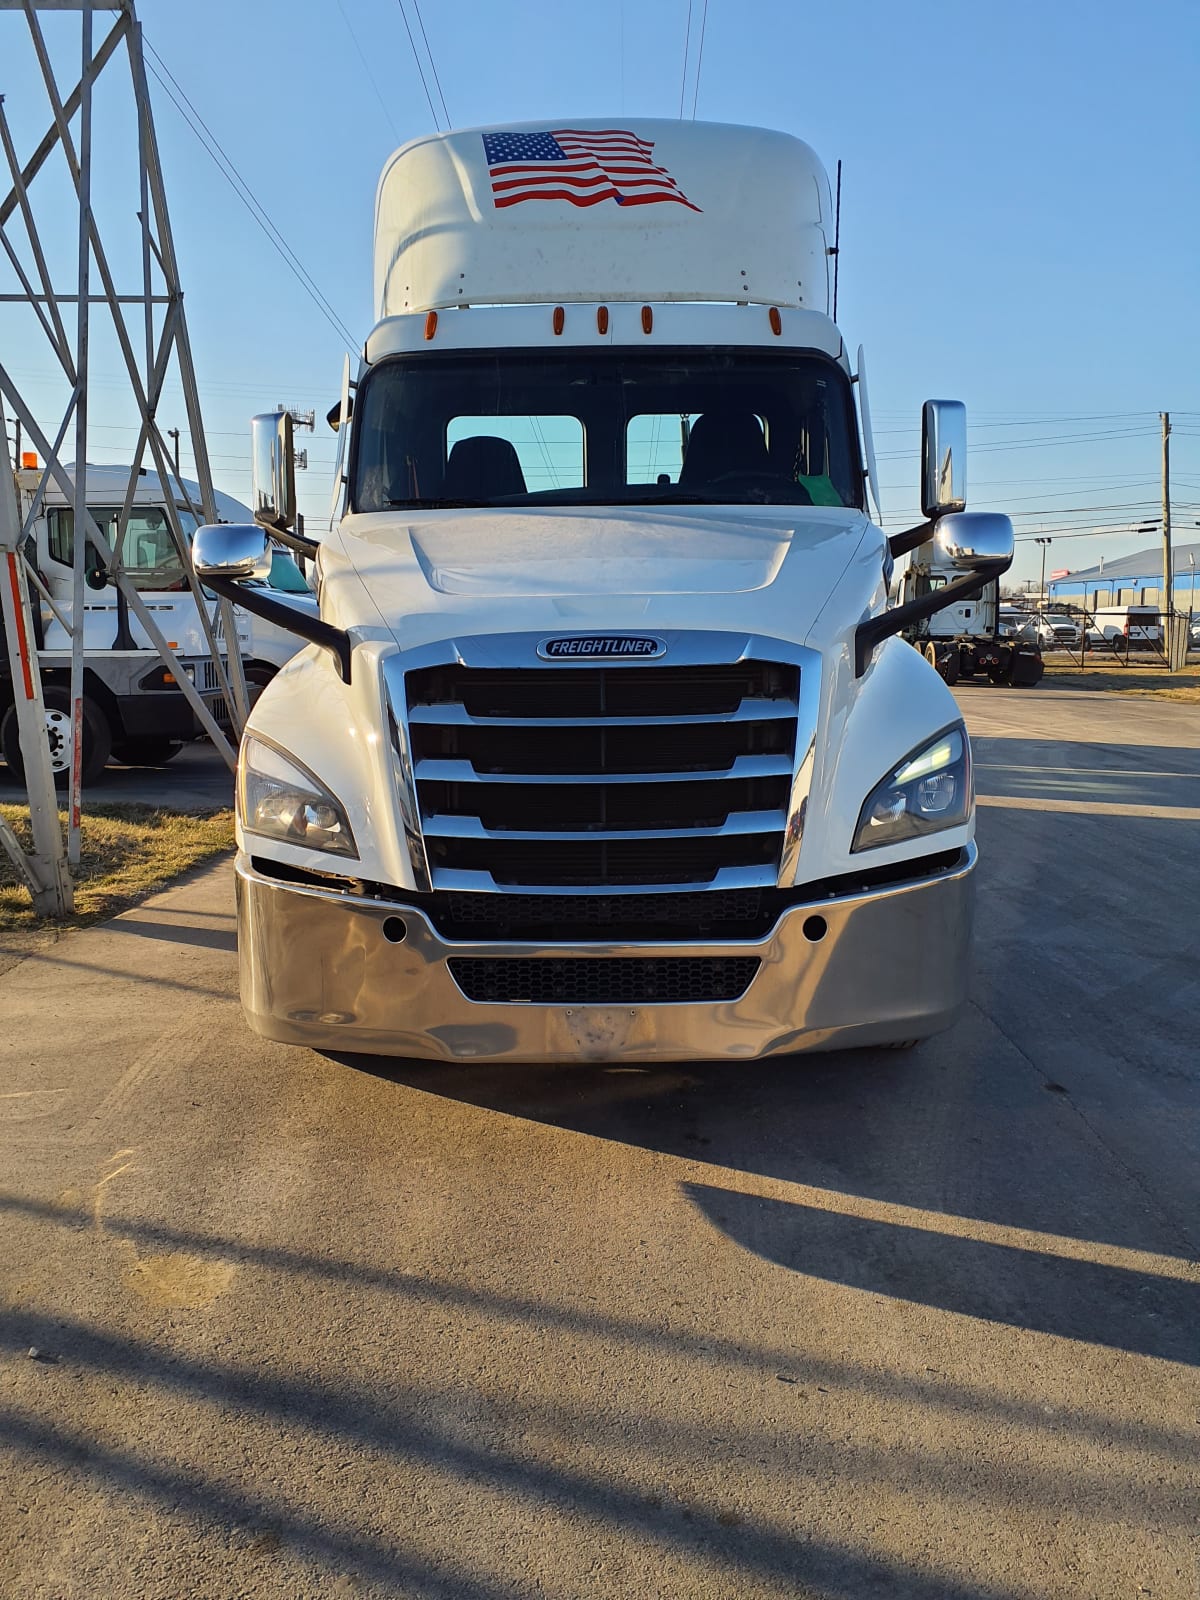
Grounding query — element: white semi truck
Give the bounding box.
[195,119,1013,1062]
[1,463,316,783]
[896,506,1044,688]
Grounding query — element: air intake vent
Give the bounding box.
[448,956,761,1005]
[404,657,799,892]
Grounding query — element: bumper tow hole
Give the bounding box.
[802,914,828,943]
[382,916,408,944]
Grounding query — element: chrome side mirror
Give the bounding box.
[193,522,272,581]
[921,400,967,518]
[251,412,296,532]
[934,511,1014,573]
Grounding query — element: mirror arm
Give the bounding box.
[264,523,321,559]
[202,574,352,684]
[887,519,936,559]
[855,559,1008,677]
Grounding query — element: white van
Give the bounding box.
[1087,606,1161,650]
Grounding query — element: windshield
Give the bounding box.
[351,347,863,513]
[47,504,199,591]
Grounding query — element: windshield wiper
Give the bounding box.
[387,492,496,505]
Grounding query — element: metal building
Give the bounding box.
[1046,543,1200,612]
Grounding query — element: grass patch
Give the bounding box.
[1043,663,1200,701]
[0,803,234,932]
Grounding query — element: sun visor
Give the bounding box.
[374,119,832,319]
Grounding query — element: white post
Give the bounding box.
[67,5,92,862]
[0,421,72,916]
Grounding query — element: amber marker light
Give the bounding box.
[424,311,438,340]
[21,452,38,469]
[552,306,565,335]
[641,306,653,334]
[769,307,782,336]
[596,306,609,334]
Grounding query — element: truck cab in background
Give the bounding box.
[195,118,1013,1062]
[1,464,317,784]
[894,408,1043,689]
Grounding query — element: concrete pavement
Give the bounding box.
[0,687,1197,1599]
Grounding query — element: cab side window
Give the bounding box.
[46,509,73,566]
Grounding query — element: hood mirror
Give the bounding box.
[193,522,272,581]
[934,511,1014,572]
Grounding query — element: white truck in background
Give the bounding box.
[195,118,1013,1062]
[1,463,316,783]
[897,501,1044,687]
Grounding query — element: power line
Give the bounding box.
[394,0,442,130]
[334,0,402,144]
[412,0,451,127]
[142,42,358,350]
[690,0,710,119]
[678,1,694,119]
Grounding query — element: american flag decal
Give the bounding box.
[482,128,700,211]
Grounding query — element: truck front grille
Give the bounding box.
[448,956,761,1005]
[404,660,798,892]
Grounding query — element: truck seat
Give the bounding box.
[442,436,527,500]
[678,411,770,486]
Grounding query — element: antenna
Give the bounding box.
[832,159,843,323]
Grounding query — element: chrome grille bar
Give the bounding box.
[402,648,802,893]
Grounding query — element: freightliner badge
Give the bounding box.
[538,636,667,660]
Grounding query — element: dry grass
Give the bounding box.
[0,803,234,933]
[1042,663,1200,701]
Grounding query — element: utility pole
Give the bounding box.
[168,426,180,475]
[1161,411,1174,658]
[1035,537,1052,606]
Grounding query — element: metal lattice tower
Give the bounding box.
[0,0,247,909]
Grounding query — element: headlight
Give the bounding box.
[852,724,971,853]
[238,734,358,858]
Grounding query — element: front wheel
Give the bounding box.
[1,686,111,787]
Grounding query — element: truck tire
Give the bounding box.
[245,663,277,708]
[112,737,184,766]
[936,647,960,686]
[1,686,111,787]
[1009,650,1045,688]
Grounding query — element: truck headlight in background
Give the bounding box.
[238,735,358,858]
[852,725,971,852]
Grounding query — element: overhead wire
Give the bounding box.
[394,0,442,130]
[334,0,403,144]
[412,0,451,127]
[678,1,694,118]
[690,0,710,119]
[141,41,358,350]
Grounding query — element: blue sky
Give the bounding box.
[1,0,1197,585]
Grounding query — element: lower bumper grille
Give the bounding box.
[448,956,761,1005]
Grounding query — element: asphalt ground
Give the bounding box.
[0,686,1197,1600]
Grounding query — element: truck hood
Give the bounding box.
[333,505,876,648]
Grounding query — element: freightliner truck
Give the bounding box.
[194,119,1013,1062]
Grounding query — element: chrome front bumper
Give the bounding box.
[235,843,976,1062]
